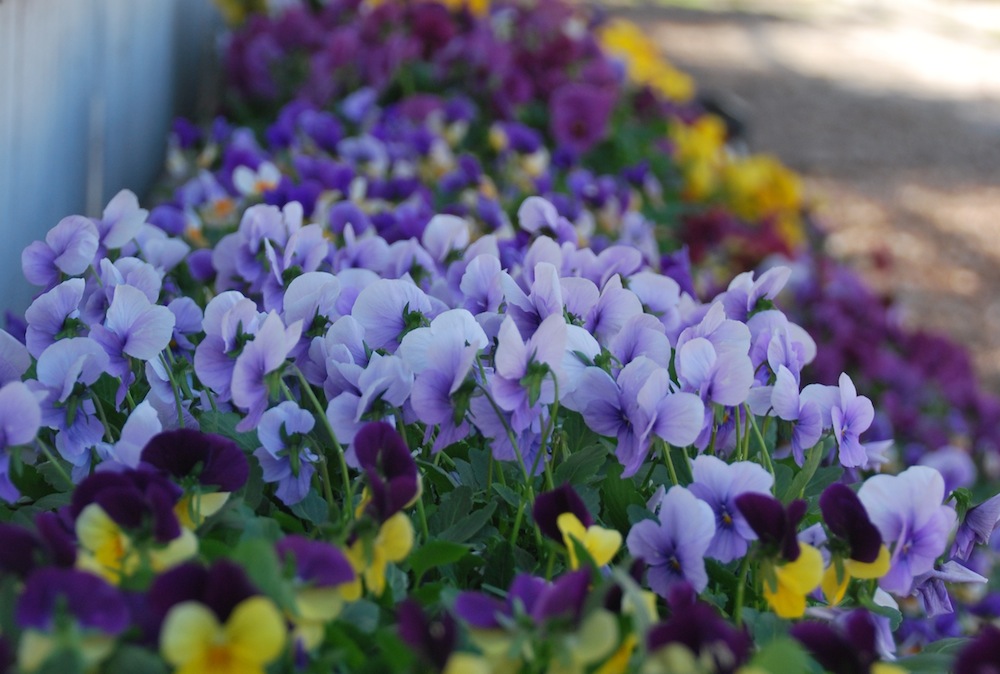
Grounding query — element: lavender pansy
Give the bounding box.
[627,485,716,594]
[952,493,1000,561]
[94,189,147,250]
[857,466,957,595]
[831,372,875,468]
[913,561,987,617]
[0,381,42,502]
[231,311,303,432]
[686,455,774,563]
[24,278,87,358]
[0,328,31,386]
[21,215,100,289]
[351,278,434,352]
[491,313,566,434]
[327,352,412,450]
[253,401,318,506]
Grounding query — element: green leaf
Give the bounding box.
[601,463,644,532]
[742,608,789,646]
[438,500,497,543]
[626,504,655,525]
[341,599,380,634]
[804,464,844,500]
[289,489,330,526]
[858,593,903,630]
[483,540,519,588]
[103,646,168,674]
[491,483,521,508]
[750,636,819,673]
[429,486,473,532]
[553,444,607,486]
[781,440,827,503]
[408,540,469,581]
[231,537,296,611]
[35,648,85,674]
[198,411,260,452]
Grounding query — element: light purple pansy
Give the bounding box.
[676,336,754,408]
[0,329,31,386]
[627,485,716,595]
[686,455,774,563]
[491,314,566,434]
[24,278,87,358]
[351,278,434,352]
[231,311,303,432]
[831,372,875,468]
[254,401,318,506]
[0,381,43,502]
[858,466,958,595]
[21,215,100,289]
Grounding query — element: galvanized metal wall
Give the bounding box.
[0,0,222,317]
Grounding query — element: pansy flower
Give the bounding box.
[141,428,249,528]
[343,511,414,599]
[275,535,355,650]
[628,485,715,595]
[253,401,319,506]
[534,484,621,569]
[70,467,197,584]
[0,380,42,503]
[16,568,129,673]
[791,610,906,674]
[154,561,287,674]
[857,466,956,595]
[735,493,823,618]
[644,583,751,674]
[819,483,891,604]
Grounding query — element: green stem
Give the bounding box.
[659,440,679,487]
[90,394,115,443]
[746,407,776,480]
[290,366,353,515]
[415,492,430,542]
[734,552,753,627]
[36,439,73,489]
[160,353,185,429]
[280,381,336,510]
[734,404,743,460]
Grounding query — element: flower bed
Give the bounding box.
[1,0,999,672]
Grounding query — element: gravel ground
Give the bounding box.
[611,0,1000,390]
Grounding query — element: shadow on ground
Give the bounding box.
[614,2,1000,389]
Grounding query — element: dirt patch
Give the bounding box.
[612,1,1000,389]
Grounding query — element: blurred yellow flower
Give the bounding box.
[557,512,622,569]
[343,512,415,598]
[160,596,286,674]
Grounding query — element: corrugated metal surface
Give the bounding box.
[0,0,222,317]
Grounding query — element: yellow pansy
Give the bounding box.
[763,543,824,619]
[549,610,619,674]
[443,652,493,674]
[343,512,415,598]
[821,545,892,605]
[556,512,622,569]
[160,596,286,674]
[17,630,117,673]
[75,504,197,584]
[290,586,346,650]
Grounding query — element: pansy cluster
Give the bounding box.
[2,0,1000,672]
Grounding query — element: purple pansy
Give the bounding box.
[353,421,419,522]
[735,493,807,562]
[21,215,100,289]
[231,311,303,432]
[275,535,354,588]
[646,582,751,674]
[687,455,774,563]
[253,401,318,506]
[627,485,716,595]
[351,278,434,352]
[397,600,457,671]
[491,313,566,434]
[17,568,129,635]
[141,428,249,494]
[857,466,957,595]
[819,482,883,564]
[790,609,888,674]
[952,493,1000,560]
[533,483,593,542]
[831,373,875,468]
[455,570,590,630]
[0,381,42,502]
[24,278,87,358]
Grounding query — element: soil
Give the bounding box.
[610,0,1000,390]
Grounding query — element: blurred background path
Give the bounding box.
[611,0,1000,388]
